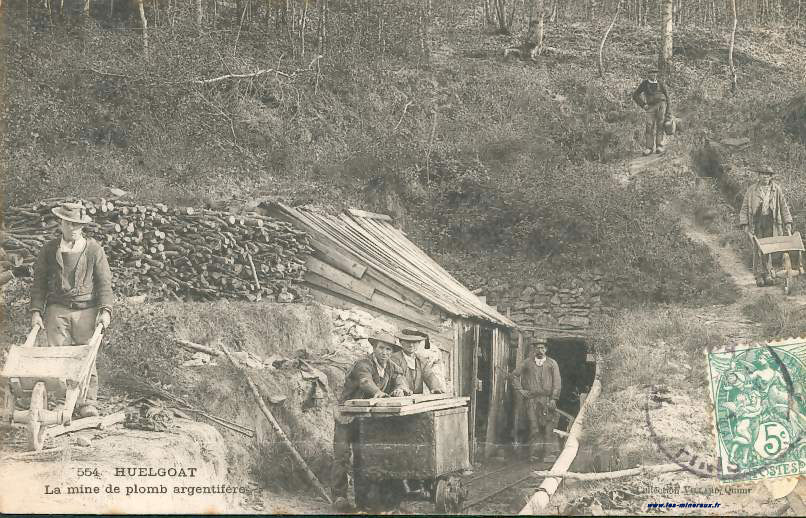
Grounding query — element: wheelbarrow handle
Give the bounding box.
[23,323,42,348]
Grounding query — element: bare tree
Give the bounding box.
[525,0,546,56]
[136,0,148,58]
[598,0,622,77]
[728,0,738,91]
[658,0,674,80]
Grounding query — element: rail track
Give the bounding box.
[460,457,556,514]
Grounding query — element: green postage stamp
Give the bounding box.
[706,338,806,482]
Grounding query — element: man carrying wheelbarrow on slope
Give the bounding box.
[739,165,794,287]
[30,201,113,418]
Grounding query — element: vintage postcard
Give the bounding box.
[2,0,806,515]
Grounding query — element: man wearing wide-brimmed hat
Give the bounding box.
[739,165,793,286]
[30,201,114,418]
[330,329,411,511]
[391,328,446,395]
[632,67,672,156]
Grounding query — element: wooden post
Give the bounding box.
[469,323,480,463]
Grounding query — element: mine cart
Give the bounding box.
[753,232,806,294]
[1,323,104,451]
[339,394,471,513]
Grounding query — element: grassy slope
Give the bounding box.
[5,4,786,306]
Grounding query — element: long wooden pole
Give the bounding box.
[533,462,684,480]
[220,345,332,504]
[519,375,602,515]
[598,0,622,77]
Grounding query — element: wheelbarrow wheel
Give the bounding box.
[28,382,48,451]
[434,475,465,513]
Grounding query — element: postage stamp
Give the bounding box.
[706,338,806,482]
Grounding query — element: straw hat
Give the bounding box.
[52,202,92,224]
[368,329,399,348]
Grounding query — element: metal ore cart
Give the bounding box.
[339,394,471,513]
[1,323,104,451]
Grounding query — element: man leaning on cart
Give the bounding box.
[331,329,411,512]
[29,201,113,419]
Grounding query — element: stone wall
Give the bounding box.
[479,272,613,345]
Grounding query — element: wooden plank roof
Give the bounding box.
[268,202,517,329]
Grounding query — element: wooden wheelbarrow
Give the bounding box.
[1,323,105,451]
[752,232,806,295]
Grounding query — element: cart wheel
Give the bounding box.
[434,475,465,513]
[28,382,48,451]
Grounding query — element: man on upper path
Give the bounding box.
[633,67,672,156]
[739,165,794,286]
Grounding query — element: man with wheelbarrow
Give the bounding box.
[331,329,411,512]
[511,339,562,462]
[739,165,794,286]
[29,201,114,418]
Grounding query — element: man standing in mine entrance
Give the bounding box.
[632,67,672,156]
[511,339,562,462]
[30,201,114,418]
[739,165,794,286]
[331,329,411,511]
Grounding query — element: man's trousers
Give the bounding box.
[644,101,667,151]
[43,304,99,403]
[524,399,558,460]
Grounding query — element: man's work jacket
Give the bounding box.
[511,355,562,404]
[337,354,408,424]
[31,237,114,315]
[390,350,445,395]
[739,181,793,237]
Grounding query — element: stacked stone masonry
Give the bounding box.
[480,273,611,344]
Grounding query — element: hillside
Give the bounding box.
[6,1,805,306]
[2,0,806,514]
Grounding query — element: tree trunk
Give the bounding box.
[83,0,90,15]
[137,0,148,58]
[728,0,737,91]
[658,0,674,80]
[598,0,622,77]
[525,0,545,56]
[196,0,203,30]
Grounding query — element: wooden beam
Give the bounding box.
[304,276,441,333]
[345,208,393,222]
[309,237,367,279]
[306,256,375,299]
[45,411,126,439]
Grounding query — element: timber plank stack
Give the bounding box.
[0,197,312,302]
[338,394,469,416]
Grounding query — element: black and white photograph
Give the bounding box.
[0,0,805,514]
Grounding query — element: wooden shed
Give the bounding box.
[264,202,521,459]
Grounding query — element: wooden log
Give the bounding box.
[220,345,331,504]
[519,377,602,515]
[532,463,684,481]
[45,411,126,439]
[176,339,222,357]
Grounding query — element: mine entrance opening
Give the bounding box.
[547,338,596,427]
